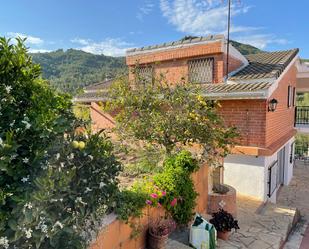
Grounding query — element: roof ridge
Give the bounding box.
[245,48,299,57]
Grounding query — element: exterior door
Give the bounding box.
[277,147,285,186]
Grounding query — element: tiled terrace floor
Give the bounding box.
[281,161,309,249]
[168,160,309,249]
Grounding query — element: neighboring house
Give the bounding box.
[75,35,300,203]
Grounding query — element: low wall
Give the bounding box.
[90,164,208,249]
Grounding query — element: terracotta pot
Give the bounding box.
[217,231,231,241]
[147,230,169,249]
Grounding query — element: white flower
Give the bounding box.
[0,138,3,147]
[0,156,5,161]
[24,202,33,209]
[10,154,17,160]
[75,197,87,205]
[68,153,74,160]
[60,162,65,168]
[21,177,29,183]
[10,120,15,127]
[53,221,64,230]
[21,120,31,129]
[84,187,92,193]
[55,153,60,160]
[88,155,94,161]
[24,228,33,239]
[99,182,106,189]
[4,85,12,94]
[22,157,29,163]
[0,236,9,249]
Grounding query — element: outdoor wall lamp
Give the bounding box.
[268,98,278,112]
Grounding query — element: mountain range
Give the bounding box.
[31,40,262,93]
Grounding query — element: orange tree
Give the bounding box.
[0,38,121,249]
[106,75,237,164]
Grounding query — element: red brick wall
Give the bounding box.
[126,41,223,65]
[90,165,209,249]
[218,100,267,147]
[265,62,297,147]
[90,102,115,133]
[128,54,243,85]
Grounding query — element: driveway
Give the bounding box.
[279,161,309,249]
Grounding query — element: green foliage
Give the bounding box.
[31,49,126,93]
[115,190,148,221]
[230,40,262,55]
[106,76,238,164]
[116,151,198,226]
[296,93,309,106]
[0,38,121,249]
[121,144,164,177]
[73,104,91,121]
[153,151,198,224]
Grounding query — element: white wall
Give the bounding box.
[224,136,295,202]
[224,155,266,201]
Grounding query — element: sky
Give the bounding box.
[1,0,308,58]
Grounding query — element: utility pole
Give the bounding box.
[226,0,232,80]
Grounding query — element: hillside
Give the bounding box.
[230,40,262,55]
[31,41,262,93]
[31,49,126,93]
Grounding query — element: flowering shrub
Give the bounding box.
[0,38,121,248]
[116,151,198,226]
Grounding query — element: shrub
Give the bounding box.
[209,209,239,232]
[0,38,121,248]
[116,151,199,226]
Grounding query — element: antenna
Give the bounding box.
[226,0,231,81]
[225,0,241,81]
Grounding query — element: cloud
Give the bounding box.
[159,0,288,50]
[7,32,43,45]
[160,0,253,35]
[137,0,155,21]
[71,38,133,57]
[70,38,90,46]
[234,34,289,49]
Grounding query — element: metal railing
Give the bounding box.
[295,106,309,125]
[295,142,309,160]
[267,160,278,198]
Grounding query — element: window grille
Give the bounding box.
[188,58,214,83]
[135,66,154,85]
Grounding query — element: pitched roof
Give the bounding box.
[126,35,224,54]
[83,79,114,91]
[73,79,113,103]
[73,91,108,103]
[201,82,272,99]
[229,49,299,81]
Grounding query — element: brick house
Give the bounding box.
[75,35,299,202]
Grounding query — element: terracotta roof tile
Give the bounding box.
[229,49,299,81]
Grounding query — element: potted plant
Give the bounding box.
[210,209,239,240]
[148,218,176,249]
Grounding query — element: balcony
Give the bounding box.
[295,106,309,133]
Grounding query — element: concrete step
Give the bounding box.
[165,203,300,249]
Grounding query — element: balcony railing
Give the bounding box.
[295,106,309,125]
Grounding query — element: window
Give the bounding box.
[290,142,295,164]
[135,66,154,85]
[188,58,214,83]
[288,85,293,108]
[293,87,296,107]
